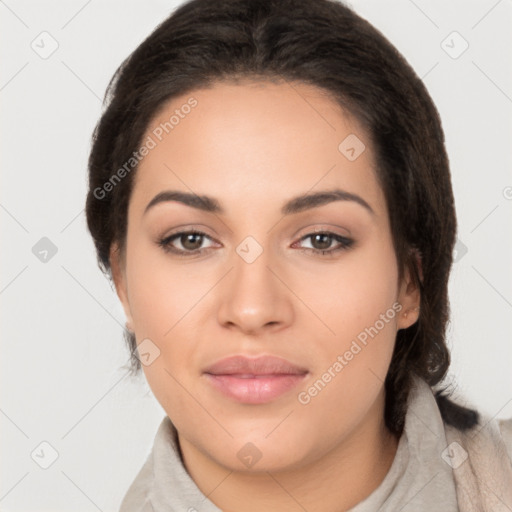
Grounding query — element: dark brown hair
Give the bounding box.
[85,0,479,436]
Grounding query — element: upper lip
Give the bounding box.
[203,355,309,376]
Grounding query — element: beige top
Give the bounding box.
[119,375,512,511]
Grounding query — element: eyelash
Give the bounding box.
[157,230,354,258]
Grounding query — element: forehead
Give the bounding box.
[130,79,385,219]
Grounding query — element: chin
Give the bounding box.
[197,420,317,473]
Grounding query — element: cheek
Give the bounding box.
[300,237,399,344]
[128,261,203,426]
[294,233,399,409]
[293,261,399,447]
[123,239,204,402]
[125,235,206,338]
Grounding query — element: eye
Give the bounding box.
[158,230,217,256]
[293,231,354,256]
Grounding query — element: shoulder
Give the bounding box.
[497,416,512,461]
[443,410,512,510]
[118,456,153,511]
[440,392,512,462]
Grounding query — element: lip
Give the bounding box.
[203,355,309,404]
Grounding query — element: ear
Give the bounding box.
[109,242,134,332]
[396,249,422,331]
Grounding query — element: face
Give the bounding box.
[110,80,420,472]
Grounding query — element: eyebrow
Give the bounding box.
[144,188,375,216]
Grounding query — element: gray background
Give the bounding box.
[1,0,511,510]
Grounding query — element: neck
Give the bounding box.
[178,389,400,512]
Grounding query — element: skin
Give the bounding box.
[110,79,421,512]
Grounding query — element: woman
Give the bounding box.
[85,0,512,510]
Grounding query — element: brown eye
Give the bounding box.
[310,233,333,250]
[180,233,204,250]
[158,230,217,256]
[294,231,354,257]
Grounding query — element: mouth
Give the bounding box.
[203,355,309,404]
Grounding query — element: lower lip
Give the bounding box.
[204,373,307,404]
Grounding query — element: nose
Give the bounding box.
[216,245,294,336]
